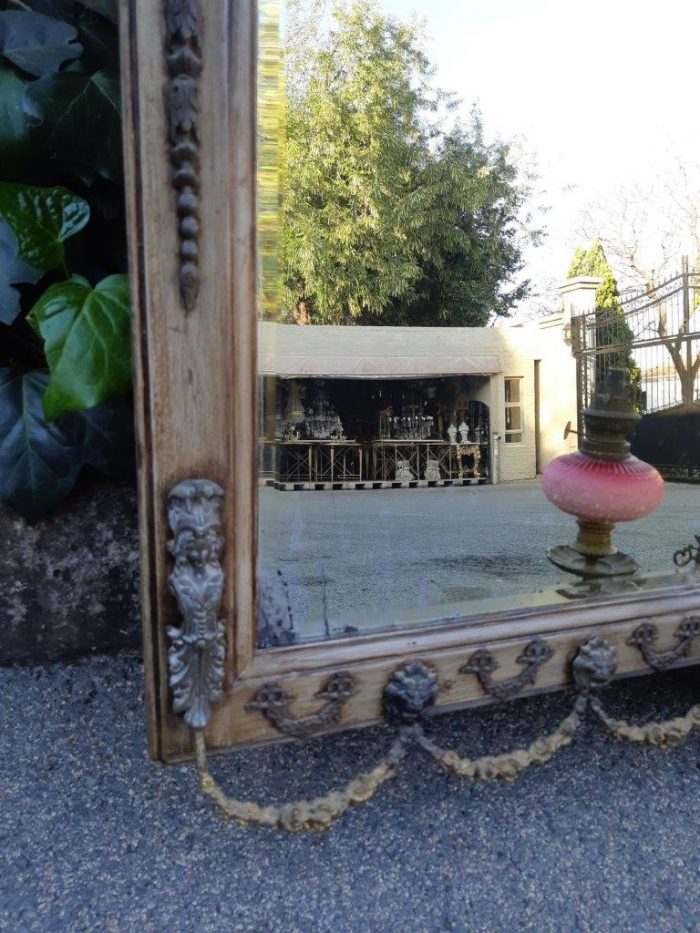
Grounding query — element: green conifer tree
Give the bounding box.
[567,241,641,403]
[281,1,537,325]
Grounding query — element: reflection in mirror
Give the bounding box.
[256,0,699,647]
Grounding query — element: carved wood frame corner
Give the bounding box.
[120,0,700,763]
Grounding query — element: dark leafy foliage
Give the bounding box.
[0,368,83,521]
[26,69,122,183]
[78,392,135,479]
[0,1,131,522]
[76,0,117,24]
[0,65,39,171]
[0,9,82,77]
[0,219,42,324]
[0,367,134,521]
[75,8,118,71]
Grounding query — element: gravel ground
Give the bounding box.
[259,480,700,639]
[1,653,698,932]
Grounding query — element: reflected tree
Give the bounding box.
[281,0,539,326]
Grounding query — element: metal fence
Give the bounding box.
[572,258,700,415]
[571,258,700,479]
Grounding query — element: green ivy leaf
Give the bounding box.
[0,66,41,170]
[25,69,122,183]
[0,11,82,78]
[78,1,118,24]
[0,219,42,325]
[0,369,134,521]
[79,393,135,480]
[0,368,84,522]
[27,273,131,419]
[76,9,118,73]
[15,3,76,22]
[0,283,22,325]
[0,182,90,272]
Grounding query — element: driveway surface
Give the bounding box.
[1,653,698,932]
[259,480,699,639]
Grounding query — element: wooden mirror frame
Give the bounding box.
[119,0,700,764]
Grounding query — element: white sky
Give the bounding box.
[372,0,700,316]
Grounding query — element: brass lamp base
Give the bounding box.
[548,544,639,580]
[573,520,616,558]
[548,520,639,581]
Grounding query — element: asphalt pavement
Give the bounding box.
[1,652,698,932]
[259,480,700,639]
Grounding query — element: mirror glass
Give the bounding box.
[256,0,699,646]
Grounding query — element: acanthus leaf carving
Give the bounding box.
[166,479,225,730]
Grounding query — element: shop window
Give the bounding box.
[504,377,523,444]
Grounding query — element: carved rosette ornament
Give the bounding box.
[166,479,225,730]
[165,0,201,311]
[571,635,617,698]
[383,661,438,723]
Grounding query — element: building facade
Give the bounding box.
[258,300,581,486]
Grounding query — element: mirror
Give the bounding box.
[256,0,699,647]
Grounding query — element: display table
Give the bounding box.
[262,439,488,486]
[277,440,363,484]
[370,440,484,482]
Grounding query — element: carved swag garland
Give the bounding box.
[195,645,700,833]
[165,479,700,833]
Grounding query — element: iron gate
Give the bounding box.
[571,258,700,481]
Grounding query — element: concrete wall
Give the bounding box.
[536,330,579,468]
[439,278,595,483]
[487,325,578,483]
[559,276,601,319]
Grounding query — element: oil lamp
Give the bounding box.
[542,369,664,580]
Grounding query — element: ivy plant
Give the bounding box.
[0,0,133,522]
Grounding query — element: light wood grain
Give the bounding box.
[121,0,238,757]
